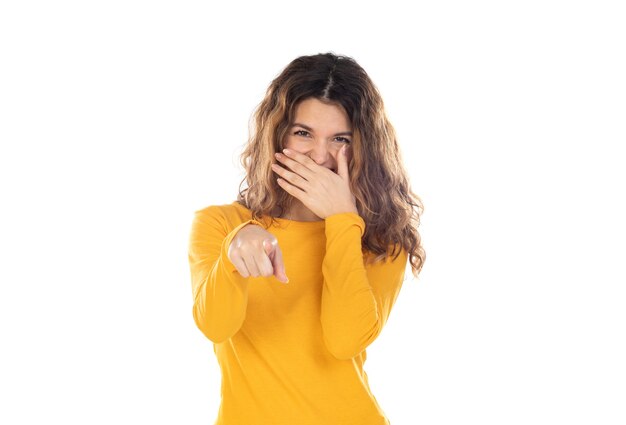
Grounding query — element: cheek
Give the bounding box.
[282,137,295,150]
[282,137,305,153]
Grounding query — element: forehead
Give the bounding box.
[292,98,351,129]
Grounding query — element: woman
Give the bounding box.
[188,52,425,425]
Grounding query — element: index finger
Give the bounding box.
[270,243,289,284]
[281,148,326,175]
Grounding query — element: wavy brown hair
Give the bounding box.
[237,52,425,278]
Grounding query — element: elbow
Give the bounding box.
[323,339,362,360]
[322,322,382,360]
[191,279,248,344]
[192,304,234,344]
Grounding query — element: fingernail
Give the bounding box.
[283,148,291,155]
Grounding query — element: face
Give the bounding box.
[283,97,353,173]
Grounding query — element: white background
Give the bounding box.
[1,1,624,424]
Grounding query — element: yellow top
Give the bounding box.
[188,201,408,425]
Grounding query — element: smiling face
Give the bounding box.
[283,97,353,173]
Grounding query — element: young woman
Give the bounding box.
[188,52,425,425]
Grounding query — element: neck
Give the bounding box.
[283,201,322,222]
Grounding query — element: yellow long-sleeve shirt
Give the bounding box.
[188,201,409,425]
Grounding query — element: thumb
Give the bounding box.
[336,144,350,180]
[262,238,274,256]
[263,240,289,284]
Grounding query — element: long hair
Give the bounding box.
[237,52,425,278]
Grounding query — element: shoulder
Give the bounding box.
[192,201,252,232]
[193,201,245,218]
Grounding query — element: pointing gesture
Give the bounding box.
[228,224,289,283]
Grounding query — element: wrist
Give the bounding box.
[325,208,359,218]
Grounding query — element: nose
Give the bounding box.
[307,142,331,166]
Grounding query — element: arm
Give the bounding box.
[320,212,408,360]
[187,206,264,343]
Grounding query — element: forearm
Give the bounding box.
[189,217,261,343]
[320,212,408,360]
[320,212,381,359]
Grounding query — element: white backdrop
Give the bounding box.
[1,1,624,424]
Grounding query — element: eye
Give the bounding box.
[334,137,351,144]
[294,130,310,137]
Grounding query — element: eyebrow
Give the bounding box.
[292,122,353,137]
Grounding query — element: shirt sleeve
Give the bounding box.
[187,206,265,343]
[320,212,409,360]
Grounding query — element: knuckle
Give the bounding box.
[242,242,261,252]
